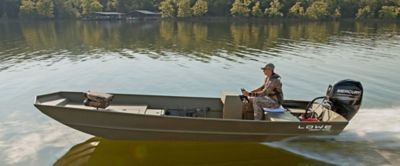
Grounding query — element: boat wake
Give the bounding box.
[264,107,400,165]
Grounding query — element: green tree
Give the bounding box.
[192,0,208,16]
[397,7,400,17]
[356,5,373,19]
[177,0,191,17]
[106,0,117,11]
[265,0,283,17]
[305,1,329,20]
[288,1,305,18]
[4,0,21,18]
[7,0,400,20]
[379,6,399,19]
[339,0,360,18]
[357,0,384,18]
[230,0,251,16]
[91,0,103,13]
[116,0,134,12]
[81,0,103,16]
[36,0,54,18]
[333,7,341,19]
[19,0,36,17]
[62,0,82,18]
[208,0,234,16]
[251,1,263,17]
[117,0,156,12]
[159,0,175,18]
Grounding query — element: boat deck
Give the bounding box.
[65,103,165,116]
[36,92,347,122]
[40,98,306,122]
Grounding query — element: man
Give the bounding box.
[242,63,284,120]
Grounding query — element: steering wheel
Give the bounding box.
[303,96,326,119]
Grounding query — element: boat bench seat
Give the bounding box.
[108,105,164,116]
[266,111,300,122]
[108,105,148,114]
[145,109,165,116]
[288,108,305,114]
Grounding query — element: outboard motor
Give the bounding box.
[326,79,363,120]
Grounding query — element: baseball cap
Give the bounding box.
[261,63,275,70]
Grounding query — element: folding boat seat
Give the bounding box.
[264,106,300,122]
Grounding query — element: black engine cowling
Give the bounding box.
[327,79,363,120]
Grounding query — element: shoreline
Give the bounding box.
[1,16,399,23]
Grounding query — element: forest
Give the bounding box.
[0,0,399,20]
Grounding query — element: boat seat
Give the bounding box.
[107,106,165,116]
[266,111,300,122]
[145,109,165,116]
[108,105,148,114]
[288,108,305,114]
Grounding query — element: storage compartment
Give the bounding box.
[221,93,243,119]
[242,102,254,120]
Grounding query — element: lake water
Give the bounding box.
[0,20,399,165]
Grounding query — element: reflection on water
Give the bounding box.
[1,20,399,107]
[1,21,399,68]
[55,137,327,166]
[0,20,400,165]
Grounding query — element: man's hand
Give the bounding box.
[242,90,250,97]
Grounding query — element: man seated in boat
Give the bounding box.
[242,63,284,120]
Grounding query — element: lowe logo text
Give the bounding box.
[298,124,332,131]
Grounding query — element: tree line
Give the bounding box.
[0,0,399,20]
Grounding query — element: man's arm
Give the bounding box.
[254,78,280,96]
[242,84,264,97]
[251,85,265,93]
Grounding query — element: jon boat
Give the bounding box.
[34,80,363,141]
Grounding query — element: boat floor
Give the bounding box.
[65,103,165,116]
[57,102,305,122]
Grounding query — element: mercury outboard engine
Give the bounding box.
[326,79,363,120]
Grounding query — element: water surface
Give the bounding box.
[0,20,399,165]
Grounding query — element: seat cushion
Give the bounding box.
[266,111,300,122]
[263,106,285,113]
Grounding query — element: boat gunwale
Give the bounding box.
[34,103,348,124]
[35,91,312,105]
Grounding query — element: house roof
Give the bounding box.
[133,10,161,15]
[95,12,125,16]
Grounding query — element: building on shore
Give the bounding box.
[84,10,161,21]
[89,12,125,20]
[126,10,161,20]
